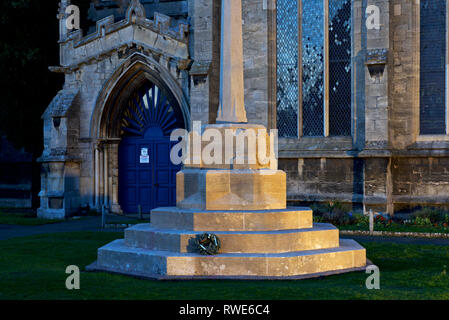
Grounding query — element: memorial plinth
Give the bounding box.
[88,0,367,279]
[90,123,367,278]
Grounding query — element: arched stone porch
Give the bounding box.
[38,0,191,219]
[91,54,191,214]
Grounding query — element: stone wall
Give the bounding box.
[188,0,220,124]
[39,0,449,217]
[392,157,449,211]
[389,0,419,149]
[242,0,270,127]
[280,158,362,203]
[387,0,449,212]
[365,0,389,150]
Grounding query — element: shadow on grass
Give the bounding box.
[0,232,448,300]
[0,212,64,226]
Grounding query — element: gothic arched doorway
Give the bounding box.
[118,81,185,214]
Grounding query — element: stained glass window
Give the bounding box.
[276,0,352,138]
[276,0,299,138]
[329,0,352,136]
[302,0,325,137]
[420,0,447,135]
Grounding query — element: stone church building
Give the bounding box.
[38,0,449,219]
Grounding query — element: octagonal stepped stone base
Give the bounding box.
[124,223,339,254]
[90,239,366,278]
[151,207,313,231]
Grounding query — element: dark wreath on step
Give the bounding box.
[196,233,221,255]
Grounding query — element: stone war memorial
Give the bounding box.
[88,0,367,279]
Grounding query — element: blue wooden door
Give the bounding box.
[153,140,179,208]
[118,83,185,214]
[119,138,180,213]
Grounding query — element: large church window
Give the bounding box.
[328,0,352,136]
[276,0,352,138]
[420,0,447,135]
[276,0,299,138]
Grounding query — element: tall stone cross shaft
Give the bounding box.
[216,0,248,123]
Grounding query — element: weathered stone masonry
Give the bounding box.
[277,0,449,213]
[39,0,191,218]
[39,0,449,218]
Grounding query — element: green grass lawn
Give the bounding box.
[0,212,64,226]
[106,219,146,225]
[0,231,448,300]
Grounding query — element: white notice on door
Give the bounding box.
[140,148,150,164]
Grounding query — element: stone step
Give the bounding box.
[151,207,313,231]
[124,223,339,254]
[94,239,366,278]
